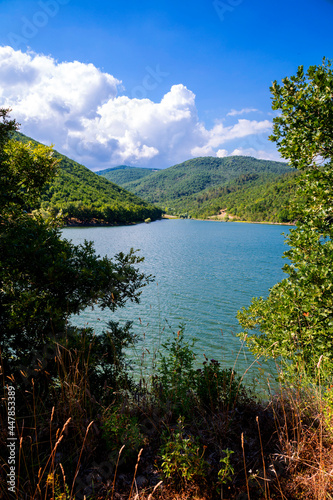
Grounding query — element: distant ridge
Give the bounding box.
[96,165,159,186]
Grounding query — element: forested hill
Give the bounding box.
[13,132,163,224]
[98,156,298,222]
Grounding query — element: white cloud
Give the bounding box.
[191,145,216,157]
[227,108,259,116]
[230,147,282,161]
[0,46,276,169]
[206,119,272,147]
[216,149,228,158]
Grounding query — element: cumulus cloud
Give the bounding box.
[0,46,275,169]
[216,149,228,158]
[204,119,272,147]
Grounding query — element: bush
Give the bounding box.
[153,326,196,417]
[102,406,145,464]
[195,358,244,411]
[159,416,208,490]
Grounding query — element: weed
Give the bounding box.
[46,471,70,500]
[153,326,197,416]
[217,449,234,499]
[195,358,243,411]
[323,385,333,435]
[102,405,145,463]
[217,449,234,485]
[159,416,208,490]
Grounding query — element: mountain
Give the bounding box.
[96,165,158,185]
[14,132,163,224]
[98,156,297,222]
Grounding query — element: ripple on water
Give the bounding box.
[62,219,288,382]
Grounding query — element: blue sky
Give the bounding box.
[0,0,332,170]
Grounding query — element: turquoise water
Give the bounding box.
[62,219,289,378]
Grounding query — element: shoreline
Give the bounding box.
[204,218,296,226]
[163,214,296,227]
[61,215,295,228]
[61,216,162,227]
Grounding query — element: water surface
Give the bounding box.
[62,219,289,378]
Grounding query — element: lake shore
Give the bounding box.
[62,216,164,227]
[163,213,295,226]
[206,217,296,226]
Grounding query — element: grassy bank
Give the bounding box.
[1,327,332,500]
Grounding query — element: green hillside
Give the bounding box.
[186,170,299,222]
[98,156,297,222]
[96,165,158,185]
[14,132,162,224]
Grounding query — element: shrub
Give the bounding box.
[195,358,243,411]
[159,416,208,490]
[102,406,145,464]
[153,326,197,416]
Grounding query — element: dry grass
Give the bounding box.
[1,343,333,499]
[268,381,333,500]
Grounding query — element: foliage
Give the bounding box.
[270,58,333,170]
[153,328,248,417]
[59,321,138,401]
[151,325,249,454]
[217,449,234,487]
[153,327,196,416]
[46,473,70,500]
[1,136,59,214]
[195,359,243,411]
[238,59,333,373]
[191,170,298,222]
[323,385,333,435]
[159,416,208,489]
[102,406,144,463]
[0,109,151,390]
[103,156,290,203]
[0,215,151,379]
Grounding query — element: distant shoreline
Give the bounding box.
[204,218,296,226]
[62,215,295,228]
[163,213,295,226]
[62,217,157,227]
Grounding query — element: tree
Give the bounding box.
[237,59,333,373]
[0,109,151,386]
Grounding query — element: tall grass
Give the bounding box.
[1,330,333,499]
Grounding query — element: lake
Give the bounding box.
[62,219,289,381]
